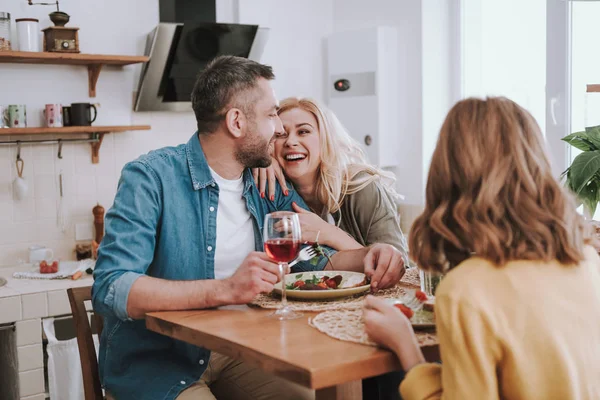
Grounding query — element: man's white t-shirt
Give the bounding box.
[209,167,255,280]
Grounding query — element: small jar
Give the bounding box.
[0,12,11,51]
[16,18,40,52]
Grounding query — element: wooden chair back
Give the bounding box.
[67,286,104,400]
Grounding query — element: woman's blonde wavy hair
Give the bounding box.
[277,97,401,215]
[409,96,591,272]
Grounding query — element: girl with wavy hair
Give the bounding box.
[364,97,600,399]
[257,97,408,268]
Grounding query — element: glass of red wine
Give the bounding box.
[263,211,302,320]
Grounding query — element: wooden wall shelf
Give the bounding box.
[0,125,151,163]
[0,51,149,97]
[0,125,150,136]
[587,84,600,93]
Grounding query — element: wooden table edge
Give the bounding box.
[146,311,439,391]
[146,313,314,387]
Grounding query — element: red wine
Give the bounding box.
[264,239,300,263]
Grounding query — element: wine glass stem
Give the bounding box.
[280,262,287,309]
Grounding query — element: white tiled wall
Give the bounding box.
[16,318,42,347]
[21,293,48,320]
[47,290,71,316]
[21,395,46,400]
[19,368,45,398]
[17,344,43,372]
[0,296,22,324]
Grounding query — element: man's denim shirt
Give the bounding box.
[92,133,333,400]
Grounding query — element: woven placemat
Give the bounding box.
[309,309,438,347]
[249,267,421,312]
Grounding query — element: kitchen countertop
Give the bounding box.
[0,263,94,298]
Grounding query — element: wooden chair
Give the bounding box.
[67,286,104,400]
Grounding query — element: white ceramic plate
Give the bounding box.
[273,271,370,300]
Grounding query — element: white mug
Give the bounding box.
[29,246,53,263]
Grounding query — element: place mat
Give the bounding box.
[309,309,438,347]
[250,267,421,312]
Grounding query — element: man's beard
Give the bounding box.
[235,122,272,169]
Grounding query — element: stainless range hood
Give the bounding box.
[135,22,269,112]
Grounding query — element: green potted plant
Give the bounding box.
[561,125,600,218]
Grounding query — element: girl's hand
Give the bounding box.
[291,202,332,244]
[252,157,288,201]
[292,202,362,250]
[363,295,425,371]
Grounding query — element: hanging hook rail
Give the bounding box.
[0,137,99,147]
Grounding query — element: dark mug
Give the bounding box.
[70,103,97,126]
[62,106,71,126]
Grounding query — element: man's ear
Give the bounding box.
[225,108,245,139]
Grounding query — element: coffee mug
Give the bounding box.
[29,245,53,264]
[0,106,8,128]
[8,105,26,128]
[70,102,97,126]
[43,104,63,127]
[62,106,71,126]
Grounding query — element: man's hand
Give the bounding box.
[223,252,282,304]
[364,244,405,292]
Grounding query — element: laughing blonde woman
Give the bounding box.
[364,96,600,400]
[256,98,408,273]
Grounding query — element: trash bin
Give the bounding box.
[0,323,19,400]
[42,317,99,400]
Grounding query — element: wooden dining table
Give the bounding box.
[146,305,439,400]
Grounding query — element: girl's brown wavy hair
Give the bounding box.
[409,97,591,272]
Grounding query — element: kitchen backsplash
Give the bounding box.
[0,113,198,267]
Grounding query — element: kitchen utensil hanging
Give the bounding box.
[57,170,66,232]
[13,144,28,200]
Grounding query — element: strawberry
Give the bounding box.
[415,290,428,302]
[50,261,59,273]
[40,260,58,274]
[39,260,47,273]
[293,280,305,288]
[316,282,328,289]
[394,303,414,319]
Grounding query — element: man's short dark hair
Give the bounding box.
[191,55,275,134]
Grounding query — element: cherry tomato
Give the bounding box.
[394,303,414,319]
[415,290,428,302]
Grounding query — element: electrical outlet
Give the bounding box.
[75,223,94,241]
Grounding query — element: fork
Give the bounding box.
[288,245,319,267]
[401,289,425,311]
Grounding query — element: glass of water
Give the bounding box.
[419,269,444,297]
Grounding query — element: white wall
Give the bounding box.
[0,0,333,267]
[236,0,333,102]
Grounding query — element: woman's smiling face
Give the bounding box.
[274,107,322,183]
